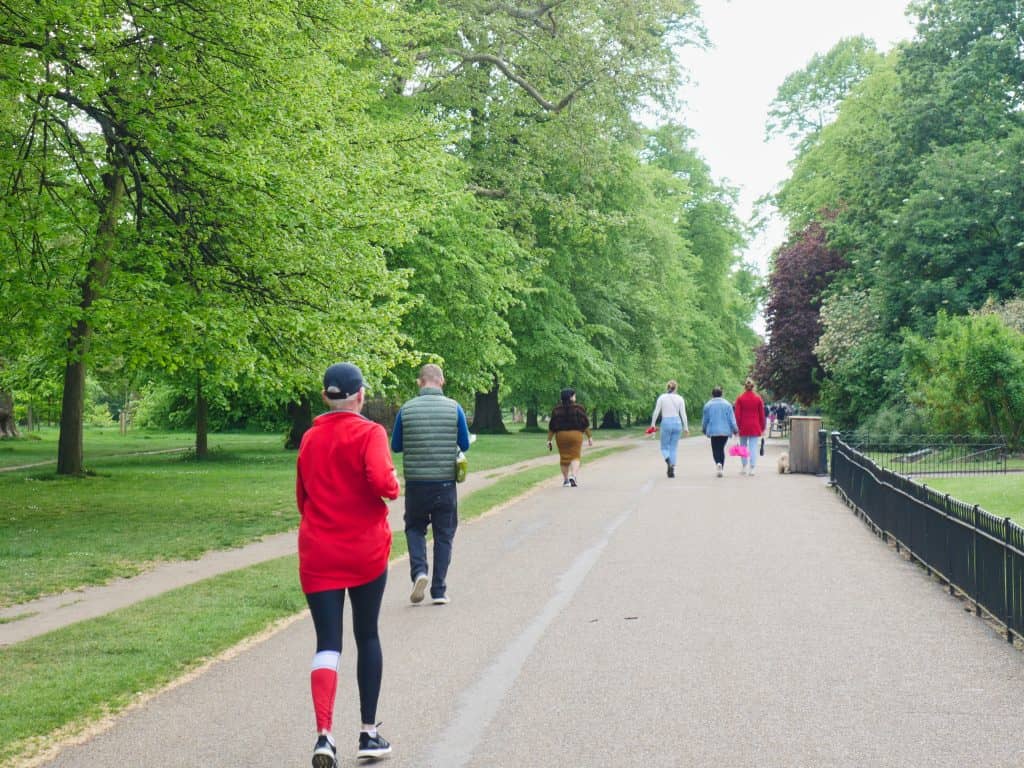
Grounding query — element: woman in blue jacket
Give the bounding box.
[701,386,738,477]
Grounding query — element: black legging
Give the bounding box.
[306,568,388,724]
[710,435,729,466]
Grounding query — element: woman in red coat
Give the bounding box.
[733,378,767,476]
[296,362,400,766]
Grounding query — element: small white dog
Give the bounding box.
[777,452,790,474]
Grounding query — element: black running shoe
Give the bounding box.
[358,730,392,759]
[568,476,578,487]
[667,465,675,478]
[312,734,337,768]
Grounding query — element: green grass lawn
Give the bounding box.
[0,441,631,765]
[918,474,1024,526]
[1,434,297,607]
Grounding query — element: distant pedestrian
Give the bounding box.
[734,378,767,476]
[296,362,399,766]
[701,386,738,477]
[547,387,592,487]
[768,403,778,437]
[650,380,689,478]
[391,363,471,606]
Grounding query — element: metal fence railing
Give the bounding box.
[841,433,1009,476]
[830,434,1024,644]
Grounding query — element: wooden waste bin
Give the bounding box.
[788,416,822,474]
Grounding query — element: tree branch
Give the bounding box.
[449,50,590,112]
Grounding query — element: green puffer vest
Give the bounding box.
[400,388,459,481]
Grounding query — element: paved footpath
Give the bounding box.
[31,438,1024,767]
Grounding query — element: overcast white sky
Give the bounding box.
[674,0,918,292]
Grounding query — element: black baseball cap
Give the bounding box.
[323,362,365,400]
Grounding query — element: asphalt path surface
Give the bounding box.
[35,438,1024,767]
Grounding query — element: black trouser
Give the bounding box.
[710,435,729,466]
[404,481,458,599]
[306,568,387,724]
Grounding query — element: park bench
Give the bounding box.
[893,447,932,463]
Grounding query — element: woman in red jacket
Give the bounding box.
[733,378,767,476]
[296,363,400,767]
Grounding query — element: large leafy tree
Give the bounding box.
[0,1,439,469]
[753,221,846,404]
[400,0,707,430]
[904,312,1024,448]
[767,0,1024,427]
[766,35,883,155]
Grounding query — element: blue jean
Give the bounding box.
[659,416,683,466]
[404,482,458,599]
[740,435,760,468]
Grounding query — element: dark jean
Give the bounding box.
[710,435,729,466]
[404,481,458,599]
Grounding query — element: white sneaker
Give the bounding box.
[740,466,748,476]
[410,573,429,604]
[432,595,450,605]
[716,463,723,477]
[748,467,756,477]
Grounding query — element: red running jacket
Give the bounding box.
[296,411,400,593]
[733,390,766,438]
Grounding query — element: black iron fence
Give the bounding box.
[830,434,1024,644]
[842,433,1009,476]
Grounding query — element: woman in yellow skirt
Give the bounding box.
[546,388,593,487]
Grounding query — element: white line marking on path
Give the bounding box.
[425,480,653,768]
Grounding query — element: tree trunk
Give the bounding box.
[285,396,312,449]
[57,169,125,475]
[0,391,18,438]
[600,409,622,429]
[471,375,507,434]
[525,407,539,430]
[195,376,209,459]
[57,352,87,473]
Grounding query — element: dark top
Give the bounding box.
[549,403,590,432]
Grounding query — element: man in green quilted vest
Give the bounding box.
[391,363,472,605]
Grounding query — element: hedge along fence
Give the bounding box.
[830,434,1024,644]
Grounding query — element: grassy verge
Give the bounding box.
[0,554,309,765]
[0,443,630,765]
[918,474,1024,526]
[1,437,297,607]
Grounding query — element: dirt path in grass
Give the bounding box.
[0,439,635,646]
[0,447,191,473]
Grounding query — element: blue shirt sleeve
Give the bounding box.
[456,405,471,451]
[391,410,404,452]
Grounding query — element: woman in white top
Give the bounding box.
[650,380,689,477]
